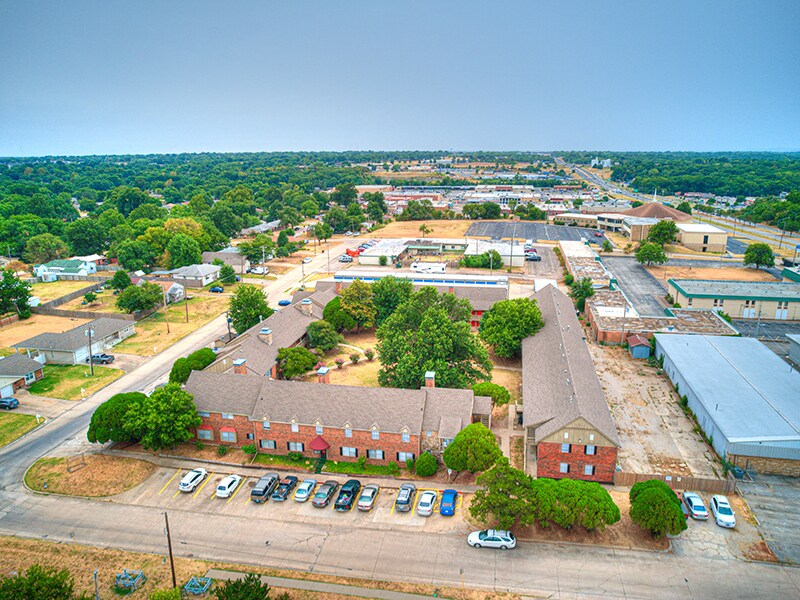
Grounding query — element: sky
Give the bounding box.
[1,1,799,156]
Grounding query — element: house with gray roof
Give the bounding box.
[0,353,45,398]
[202,248,250,274]
[12,318,135,365]
[168,264,221,287]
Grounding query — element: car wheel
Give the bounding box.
[473,543,481,548]
[500,545,507,550]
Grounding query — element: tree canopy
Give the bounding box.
[276,346,318,379]
[306,320,343,351]
[568,277,596,311]
[0,269,32,318]
[478,298,544,358]
[442,423,502,473]
[0,564,88,600]
[647,220,679,246]
[229,284,273,334]
[743,243,775,269]
[116,281,163,313]
[371,276,413,326]
[635,242,668,266]
[339,279,376,330]
[87,392,145,444]
[124,384,201,451]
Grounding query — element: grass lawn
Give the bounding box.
[58,288,127,314]
[253,453,315,471]
[30,280,96,303]
[24,454,156,496]
[490,368,522,403]
[0,412,40,448]
[112,292,230,356]
[323,459,405,477]
[28,364,124,400]
[306,359,381,387]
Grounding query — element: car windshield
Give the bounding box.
[478,531,488,540]
[315,488,328,497]
[718,506,733,515]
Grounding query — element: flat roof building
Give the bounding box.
[676,223,728,253]
[668,279,800,321]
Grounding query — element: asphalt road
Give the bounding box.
[601,256,668,316]
[466,221,606,244]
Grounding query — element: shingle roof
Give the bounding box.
[522,285,620,446]
[622,203,691,221]
[12,318,133,352]
[170,264,220,278]
[421,387,476,436]
[0,354,42,377]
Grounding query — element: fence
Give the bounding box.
[0,314,20,328]
[613,471,735,495]
[31,304,159,322]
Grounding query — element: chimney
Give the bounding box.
[259,327,273,345]
[300,298,313,316]
[317,366,330,384]
[425,371,435,388]
[233,358,247,375]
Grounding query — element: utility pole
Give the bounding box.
[262,246,266,281]
[226,311,232,341]
[164,512,177,589]
[93,570,99,600]
[163,293,170,334]
[85,326,94,376]
[184,296,189,323]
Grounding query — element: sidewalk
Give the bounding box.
[205,569,440,600]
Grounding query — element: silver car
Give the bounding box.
[682,492,709,520]
[178,468,207,493]
[416,490,437,517]
[294,478,317,502]
[468,530,516,550]
[215,474,242,499]
[356,484,380,512]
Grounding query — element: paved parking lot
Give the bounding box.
[601,256,668,316]
[738,476,800,564]
[466,222,606,245]
[523,245,562,279]
[114,467,469,533]
[732,319,800,341]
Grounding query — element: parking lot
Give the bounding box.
[114,467,469,533]
[738,476,800,564]
[601,256,668,316]
[523,244,562,279]
[466,222,606,245]
[731,319,800,341]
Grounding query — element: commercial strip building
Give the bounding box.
[12,318,135,365]
[521,285,620,483]
[355,238,526,267]
[668,280,800,321]
[655,335,800,476]
[558,240,611,287]
[676,223,728,253]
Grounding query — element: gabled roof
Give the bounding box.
[12,318,133,352]
[39,259,87,269]
[170,264,220,278]
[522,285,619,446]
[621,203,691,221]
[627,334,650,348]
[0,354,42,377]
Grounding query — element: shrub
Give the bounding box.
[150,588,182,600]
[387,461,400,476]
[405,457,415,471]
[288,451,303,461]
[83,292,97,304]
[471,382,511,406]
[564,273,574,286]
[349,352,360,364]
[217,445,228,456]
[168,357,192,384]
[379,255,388,266]
[357,455,367,470]
[414,452,438,477]
[186,347,217,371]
[630,486,687,538]
[242,444,257,455]
[335,358,345,369]
[195,441,205,451]
[363,348,375,361]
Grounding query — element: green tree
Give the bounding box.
[322,296,356,332]
[306,320,343,351]
[110,269,132,291]
[0,564,88,600]
[635,242,668,266]
[470,458,537,529]
[339,279,376,330]
[552,478,620,531]
[478,298,544,358]
[124,383,201,451]
[630,486,688,538]
[213,573,271,600]
[83,292,97,304]
[23,233,69,264]
[630,479,681,505]
[229,284,274,334]
[277,229,289,247]
[87,392,146,444]
[471,382,511,406]
[313,222,333,246]
[418,223,432,238]
[166,233,202,269]
[329,182,357,207]
[371,276,413,326]
[300,199,320,218]
[169,357,192,384]
[442,423,502,473]
[236,234,275,262]
[219,264,237,284]
[276,346,318,379]
[602,239,613,252]
[482,202,502,219]
[743,242,775,269]
[0,269,32,318]
[113,239,157,271]
[187,347,217,370]
[111,186,159,216]
[676,201,693,215]
[65,218,107,255]
[568,277,596,311]
[414,452,438,477]
[646,220,679,246]
[116,281,163,313]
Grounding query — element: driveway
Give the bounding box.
[523,245,562,279]
[738,476,800,564]
[466,221,606,245]
[601,256,668,316]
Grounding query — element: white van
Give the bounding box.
[411,262,446,274]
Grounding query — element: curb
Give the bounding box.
[1,416,48,451]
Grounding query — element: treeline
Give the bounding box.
[737,192,800,232]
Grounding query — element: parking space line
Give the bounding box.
[227,477,247,504]
[193,472,214,499]
[456,495,463,513]
[158,470,180,495]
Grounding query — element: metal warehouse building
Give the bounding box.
[655,334,800,476]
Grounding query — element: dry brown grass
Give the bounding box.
[490,368,522,404]
[24,455,156,497]
[0,314,90,347]
[57,289,126,314]
[374,220,472,239]
[647,265,778,282]
[313,359,381,387]
[30,280,97,303]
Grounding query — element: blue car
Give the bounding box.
[277,299,292,307]
[440,489,458,516]
[0,397,19,410]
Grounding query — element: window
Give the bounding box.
[561,443,571,453]
[589,434,595,441]
[25,371,36,383]
[260,439,276,449]
[563,432,569,439]
[426,431,432,437]
[402,432,410,443]
[291,423,299,433]
[687,298,693,307]
[367,449,384,460]
[246,433,254,440]
[584,465,596,476]
[397,452,415,462]
[288,442,304,452]
[221,413,234,420]
[371,430,380,440]
[316,425,323,435]
[220,431,236,443]
[559,463,570,474]
[198,411,210,418]
[713,298,724,308]
[344,428,352,438]
[341,447,358,458]
[197,429,212,440]
[262,421,271,430]
[585,445,596,455]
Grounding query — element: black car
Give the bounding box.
[334,479,362,511]
[0,397,19,411]
[312,480,339,508]
[271,476,298,501]
[86,354,115,364]
[250,472,280,503]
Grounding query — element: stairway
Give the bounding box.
[314,455,327,474]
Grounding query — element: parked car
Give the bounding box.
[312,480,339,507]
[294,478,317,502]
[394,483,417,512]
[356,484,380,512]
[709,495,736,528]
[334,479,362,511]
[525,254,542,262]
[682,491,709,520]
[0,398,19,411]
[250,472,280,503]
[215,474,242,498]
[467,530,516,550]
[277,299,292,306]
[209,286,224,293]
[338,255,353,263]
[595,231,604,237]
[676,491,689,519]
[249,266,269,275]
[178,468,208,493]
[416,490,438,517]
[302,257,312,264]
[440,489,458,516]
[344,231,354,236]
[271,476,299,501]
[86,353,115,364]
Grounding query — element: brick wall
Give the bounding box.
[196,412,420,465]
[536,441,617,483]
[729,454,800,478]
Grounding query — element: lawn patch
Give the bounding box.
[0,413,40,448]
[323,460,404,477]
[253,453,315,471]
[28,364,124,400]
[24,454,156,497]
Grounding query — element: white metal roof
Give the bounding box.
[677,223,726,234]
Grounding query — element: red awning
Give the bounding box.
[198,425,213,430]
[309,435,330,451]
[219,426,236,433]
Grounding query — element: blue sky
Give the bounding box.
[1,1,799,156]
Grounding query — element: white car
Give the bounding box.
[215,474,243,498]
[302,257,312,264]
[467,530,516,550]
[709,495,736,528]
[294,478,317,502]
[178,468,207,492]
[416,490,437,517]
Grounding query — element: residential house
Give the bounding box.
[202,248,250,274]
[169,264,221,288]
[240,220,281,237]
[0,354,45,397]
[34,259,97,281]
[12,318,135,365]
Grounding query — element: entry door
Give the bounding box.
[776,308,788,320]
[743,308,756,319]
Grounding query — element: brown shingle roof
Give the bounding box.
[622,203,691,221]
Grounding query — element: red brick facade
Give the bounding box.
[9,368,44,392]
[536,441,617,483]
[196,412,420,465]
